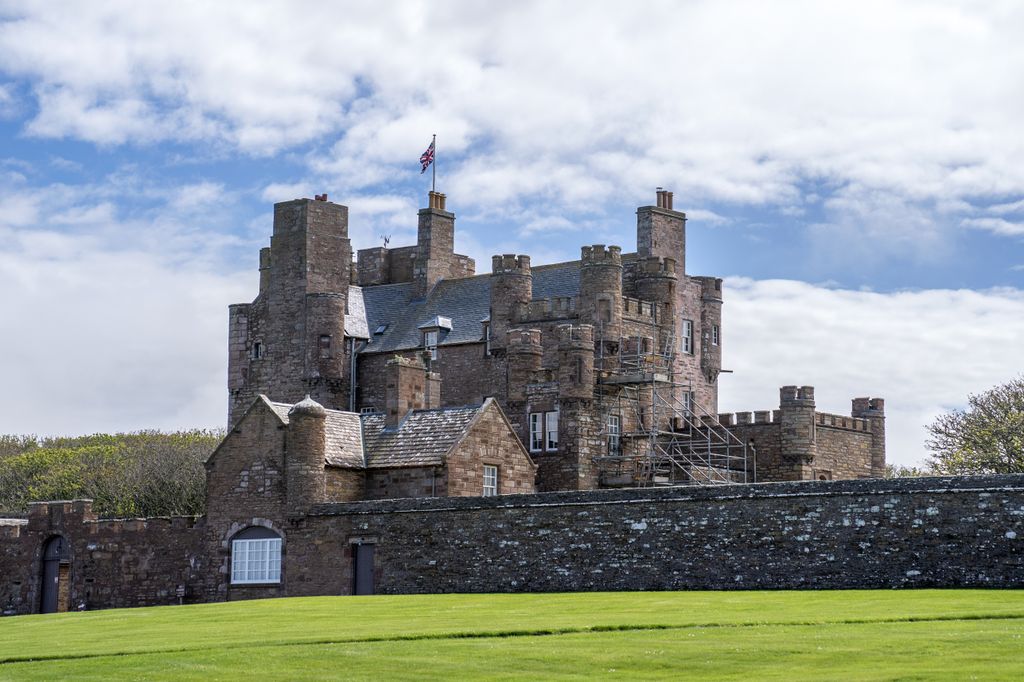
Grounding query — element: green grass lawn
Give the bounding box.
[1,590,1022,680]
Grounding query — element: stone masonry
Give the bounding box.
[3,475,1023,615]
[227,189,885,490]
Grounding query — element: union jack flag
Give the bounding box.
[420,139,435,173]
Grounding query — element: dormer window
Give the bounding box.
[423,330,438,360]
[418,316,451,362]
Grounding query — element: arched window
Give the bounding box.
[230,527,282,585]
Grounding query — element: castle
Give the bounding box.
[1,189,913,616]
[225,189,885,496]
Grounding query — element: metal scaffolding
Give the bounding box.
[592,329,753,488]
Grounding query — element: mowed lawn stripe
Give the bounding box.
[2,617,1023,681]
[2,591,1024,663]
[2,585,1024,659]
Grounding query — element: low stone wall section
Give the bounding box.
[290,475,1024,594]
[3,476,1023,615]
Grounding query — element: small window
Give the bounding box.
[681,320,693,354]
[423,330,438,360]
[607,415,621,456]
[252,341,264,360]
[360,406,377,414]
[545,411,559,450]
[712,325,720,346]
[319,334,331,359]
[681,391,693,417]
[482,465,498,496]
[374,324,388,335]
[483,323,491,357]
[597,299,611,323]
[529,413,544,452]
[231,527,282,585]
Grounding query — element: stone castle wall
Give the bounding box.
[5,475,1022,615]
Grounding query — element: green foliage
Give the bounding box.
[1,591,1023,679]
[884,463,931,478]
[927,376,1024,475]
[0,430,223,518]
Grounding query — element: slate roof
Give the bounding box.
[345,286,369,339]
[264,396,490,470]
[360,405,481,468]
[356,261,581,354]
[267,398,365,468]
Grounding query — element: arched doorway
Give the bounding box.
[40,536,71,614]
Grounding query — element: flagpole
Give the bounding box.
[431,133,436,193]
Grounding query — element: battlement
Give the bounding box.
[580,244,622,266]
[852,397,886,416]
[622,296,661,321]
[522,296,576,320]
[697,276,724,301]
[557,323,594,347]
[508,328,543,349]
[492,254,532,275]
[780,385,815,405]
[636,255,677,277]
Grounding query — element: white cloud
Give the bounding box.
[720,278,1024,467]
[0,0,1021,251]
[961,217,1024,237]
[0,227,251,436]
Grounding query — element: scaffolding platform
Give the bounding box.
[592,331,754,488]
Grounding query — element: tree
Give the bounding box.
[0,430,222,517]
[927,376,1024,475]
[885,463,930,478]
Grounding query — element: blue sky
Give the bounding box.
[0,1,1022,466]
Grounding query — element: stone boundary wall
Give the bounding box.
[292,476,1024,594]
[3,476,1023,615]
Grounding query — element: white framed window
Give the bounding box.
[530,411,559,452]
[529,413,544,452]
[231,527,282,585]
[607,414,621,456]
[545,411,559,450]
[423,330,438,360]
[681,320,693,354]
[712,325,720,346]
[360,406,377,414]
[483,323,491,357]
[681,391,693,417]
[482,465,498,496]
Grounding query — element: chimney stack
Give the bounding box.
[385,355,440,428]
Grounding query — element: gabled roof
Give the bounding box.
[224,395,528,473]
[356,261,581,354]
[266,398,365,468]
[360,405,481,468]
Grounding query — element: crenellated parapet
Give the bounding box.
[492,253,532,275]
[579,246,623,340]
[852,397,886,478]
[520,296,577,321]
[489,254,533,352]
[557,324,595,401]
[580,244,622,266]
[508,328,544,401]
